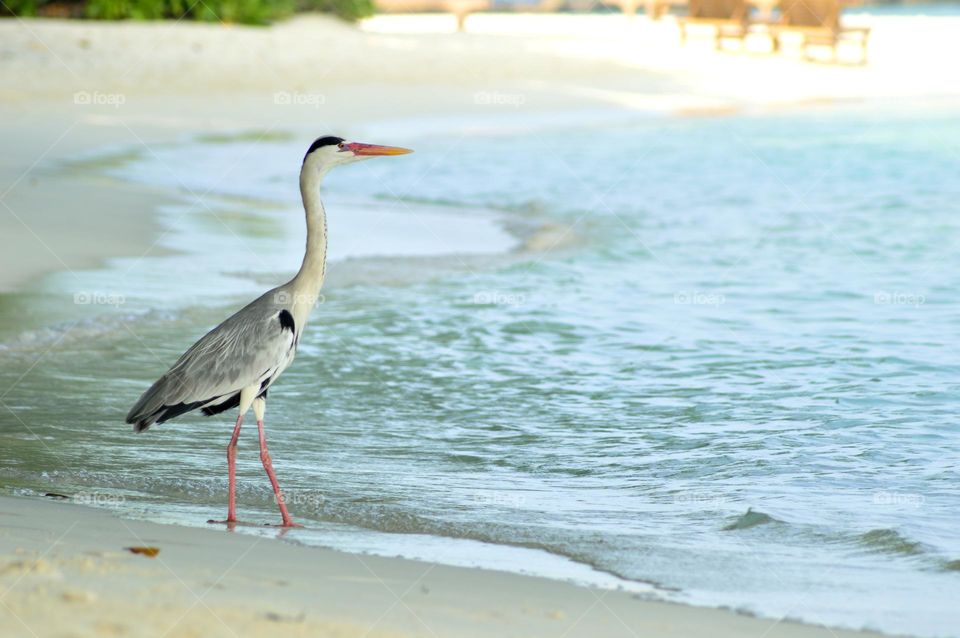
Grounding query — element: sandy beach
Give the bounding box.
[2,12,959,291]
[2,9,958,638]
[0,495,887,638]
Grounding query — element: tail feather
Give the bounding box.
[129,400,208,432]
[126,373,243,432]
[126,373,197,432]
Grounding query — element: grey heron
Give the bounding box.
[126,136,413,527]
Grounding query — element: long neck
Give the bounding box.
[292,167,328,302]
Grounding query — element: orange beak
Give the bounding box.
[342,142,413,156]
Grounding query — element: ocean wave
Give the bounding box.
[941,559,960,572]
[0,312,156,354]
[721,508,781,531]
[857,528,927,557]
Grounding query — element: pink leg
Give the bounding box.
[257,419,300,528]
[208,414,243,525]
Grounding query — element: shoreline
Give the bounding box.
[0,494,890,638]
[4,13,960,292]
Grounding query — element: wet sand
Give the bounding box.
[0,495,889,638]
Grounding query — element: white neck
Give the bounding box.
[289,165,328,324]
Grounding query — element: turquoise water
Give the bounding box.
[847,2,960,17]
[2,106,960,636]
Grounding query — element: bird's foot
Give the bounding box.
[266,520,304,529]
[207,518,244,528]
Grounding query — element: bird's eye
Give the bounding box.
[337,143,344,151]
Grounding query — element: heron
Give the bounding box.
[126,136,412,527]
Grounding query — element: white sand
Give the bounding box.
[0,495,887,638]
[1,13,957,291]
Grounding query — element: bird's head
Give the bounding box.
[302,136,413,173]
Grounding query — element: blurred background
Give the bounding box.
[1,0,958,636]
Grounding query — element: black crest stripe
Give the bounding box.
[304,136,344,161]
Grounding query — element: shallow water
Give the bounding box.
[2,105,959,636]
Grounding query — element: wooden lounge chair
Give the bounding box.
[374,0,566,31]
[374,0,490,31]
[677,0,750,50]
[768,0,870,63]
[609,0,676,19]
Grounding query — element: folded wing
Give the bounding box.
[126,291,297,432]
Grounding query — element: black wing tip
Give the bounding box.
[127,399,208,432]
[201,392,241,417]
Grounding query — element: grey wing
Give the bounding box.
[126,292,297,432]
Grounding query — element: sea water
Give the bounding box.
[1,104,959,636]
